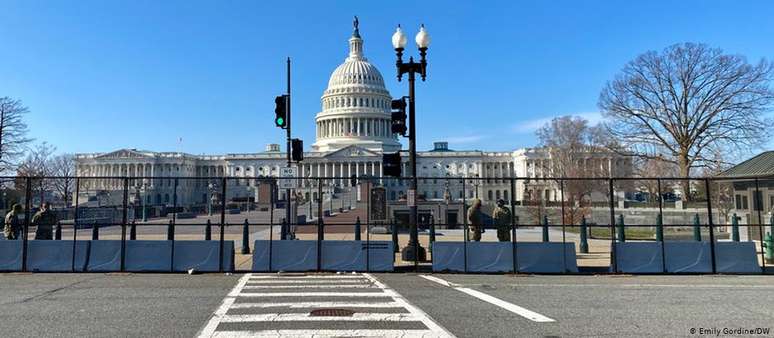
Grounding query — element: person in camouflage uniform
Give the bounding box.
[32,202,57,240]
[4,204,23,240]
[467,199,483,241]
[493,199,512,242]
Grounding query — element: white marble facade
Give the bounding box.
[74,22,631,206]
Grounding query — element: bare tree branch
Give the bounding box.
[599,43,774,178]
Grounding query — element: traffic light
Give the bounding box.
[291,138,303,162]
[274,95,288,129]
[350,174,357,187]
[382,152,402,177]
[390,98,407,136]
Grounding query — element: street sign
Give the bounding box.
[407,189,416,207]
[278,167,298,189]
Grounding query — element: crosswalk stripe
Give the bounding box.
[237,292,390,297]
[245,280,371,284]
[242,284,375,289]
[228,301,403,309]
[248,275,366,279]
[220,313,422,322]
[211,329,449,337]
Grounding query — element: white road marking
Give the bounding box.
[228,301,403,309]
[363,273,453,336]
[220,313,421,322]
[197,273,253,338]
[419,274,555,323]
[237,292,390,297]
[211,329,448,337]
[248,275,366,279]
[199,273,454,338]
[245,279,371,284]
[242,284,374,289]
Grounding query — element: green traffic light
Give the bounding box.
[276,117,284,126]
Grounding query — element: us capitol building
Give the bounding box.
[75,22,631,207]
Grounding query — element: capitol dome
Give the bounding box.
[312,20,401,153]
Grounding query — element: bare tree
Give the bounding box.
[50,154,76,206]
[15,143,56,206]
[599,43,774,178]
[0,97,33,173]
[531,116,613,225]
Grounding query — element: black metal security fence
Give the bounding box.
[0,175,771,274]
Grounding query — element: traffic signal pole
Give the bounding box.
[285,57,292,240]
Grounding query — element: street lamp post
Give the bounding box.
[392,24,431,262]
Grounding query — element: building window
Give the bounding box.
[487,190,493,201]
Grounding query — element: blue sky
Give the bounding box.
[2,0,773,155]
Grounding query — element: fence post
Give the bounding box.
[692,213,701,241]
[391,221,398,253]
[72,177,80,272]
[354,216,361,241]
[656,214,664,242]
[241,219,250,254]
[21,177,32,272]
[130,220,136,240]
[731,214,740,242]
[54,222,62,240]
[167,219,175,241]
[510,178,518,274]
[705,178,717,274]
[542,215,549,242]
[205,219,212,240]
[580,216,589,254]
[617,214,625,242]
[609,178,618,273]
[428,215,435,254]
[218,177,226,273]
[92,224,99,240]
[121,178,129,272]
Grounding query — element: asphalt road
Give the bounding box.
[1,273,772,337]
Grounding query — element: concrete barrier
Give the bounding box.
[613,242,664,273]
[321,241,394,272]
[466,242,514,272]
[87,240,123,272]
[432,242,466,272]
[27,240,90,272]
[0,240,23,271]
[125,240,173,272]
[432,242,515,273]
[432,242,578,273]
[173,240,234,272]
[252,240,317,272]
[714,242,761,273]
[664,241,712,273]
[516,242,578,273]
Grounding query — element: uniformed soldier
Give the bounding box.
[3,204,23,240]
[32,202,57,240]
[467,199,483,241]
[493,199,512,242]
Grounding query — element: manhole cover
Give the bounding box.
[310,308,355,317]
